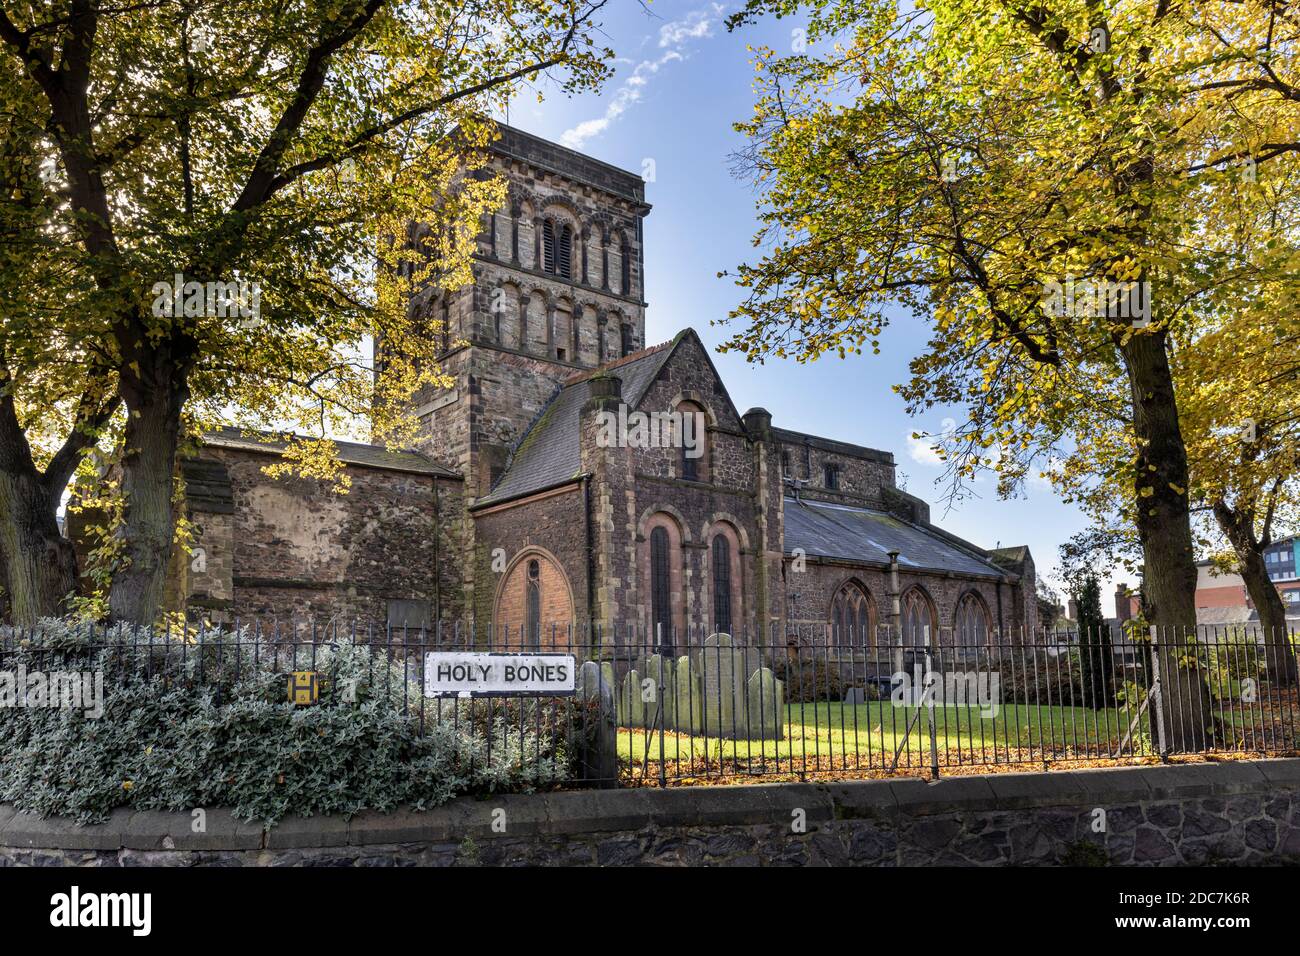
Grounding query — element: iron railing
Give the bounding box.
[1,621,1296,787]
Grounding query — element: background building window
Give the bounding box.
[824,463,839,490]
[901,587,936,644]
[954,591,991,646]
[829,581,873,649]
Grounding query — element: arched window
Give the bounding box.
[493,549,573,648]
[901,587,937,645]
[542,219,573,279]
[650,526,672,648]
[676,401,708,482]
[620,236,632,294]
[620,323,633,357]
[712,534,733,635]
[829,581,874,649]
[526,559,541,648]
[954,591,992,647]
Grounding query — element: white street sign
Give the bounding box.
[423,652,577,698]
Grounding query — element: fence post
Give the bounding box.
[925,643,940,780]
[1148,625,1168,757]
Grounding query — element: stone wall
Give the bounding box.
[4,759,1297,867]
[179,447,465,626]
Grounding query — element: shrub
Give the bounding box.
[0,620,576,825]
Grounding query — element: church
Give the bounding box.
[167,124,1038,647]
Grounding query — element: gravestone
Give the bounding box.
[746,668,784,741]
[619,669,649,729]
[844,687,868,706]
[673,655,702,734]
[697,635,747,738]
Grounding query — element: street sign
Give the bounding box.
[423,652,577,698]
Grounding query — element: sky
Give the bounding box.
[496,0,1127,607]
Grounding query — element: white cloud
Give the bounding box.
[658,6,720,47]
[907,433,944,466]
[560,5,724,150]
[906,417,956,466]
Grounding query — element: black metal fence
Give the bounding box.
[2,620,1296,787]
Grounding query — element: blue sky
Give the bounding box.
[500,0,1126,606]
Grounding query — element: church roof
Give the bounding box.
[202,427,460,479]
[783,497,1011,580]
[472,336,681,507]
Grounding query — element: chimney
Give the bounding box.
[742,407,773,443]
[1115,584,1131,623]
[1067,597,1078,621]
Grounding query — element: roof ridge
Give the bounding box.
[563,337,677,386]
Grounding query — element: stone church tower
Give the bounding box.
[404,124,650,491]
[402,124,652,616]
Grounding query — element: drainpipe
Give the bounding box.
[995,580,1006,642]
[432,477,441,625]
[583,474,596,633]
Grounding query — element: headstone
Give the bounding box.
[672,654,702,734]
[747,668,784,740]
[619,668,647,728]
[844,687,867,706]
[698,640,746,738]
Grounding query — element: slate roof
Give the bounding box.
[783,497,1010,579]
[473,337,680,507]
[202,427,460,479]
[1196,605,1300,627]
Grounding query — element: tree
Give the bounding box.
[0,75,119,622]
[0,0,613,624]
[1181,302,1300,682]
[722,0,1300,748]
[1072,574,1113,708]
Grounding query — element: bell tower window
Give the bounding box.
[542,219,573,279]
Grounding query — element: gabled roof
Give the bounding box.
[988,545,1031,574]
[473,333,687,508]
[783,497,1010,580]
[202,427,460,479]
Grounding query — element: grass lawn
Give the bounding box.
[618,699,1156,774]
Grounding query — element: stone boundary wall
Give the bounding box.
[2,759,1298,866]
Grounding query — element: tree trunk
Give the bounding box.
[1121,329,1212,751]
[1213,499,1299,686]
[0,390,80,625]
[107,371,187,625]
[0,469,77,626]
